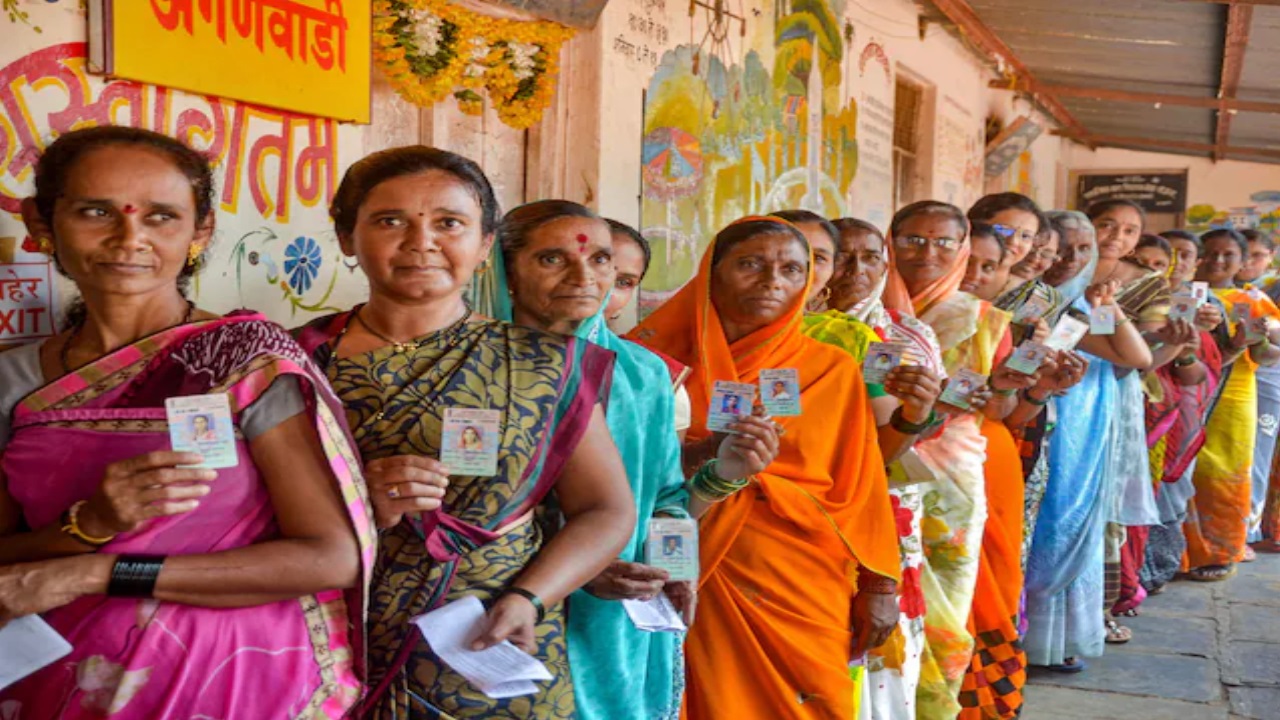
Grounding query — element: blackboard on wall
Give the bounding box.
[1075,172,1189,214]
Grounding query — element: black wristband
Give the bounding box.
[107,555,165,598]
[889,407,934,435]
[502,586,546,623]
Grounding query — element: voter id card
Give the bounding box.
[166,394,238,469]
[1006,342,1050,375]
[759,368,801,417]
[939,369,986,410]
[441,408,501,477]
[1013,295,1052,324]
[1090,305,1117,335]
[1044,314,1090,351]
[707,381,756,432]
[863,342,905,385]
[1169,293,1197,322]
[645,517,698,582]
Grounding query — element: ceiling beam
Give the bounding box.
[988,79,1280,115]
[1051,129,1280,161]
[1214,2,1253,161]
[927,0,1094,146]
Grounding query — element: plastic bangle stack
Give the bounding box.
[856,566,898,595]
[689,459,751,504]
[1173,354,1198,368]
[994,387,1018,398]
[888,407,935,435]
[107,555,165,598]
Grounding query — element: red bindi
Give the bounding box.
[122,204,138,214]
[576,233,589,253]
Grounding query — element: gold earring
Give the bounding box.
[36,236,54,255]
[476,258,491,276]
[187,244,202,267]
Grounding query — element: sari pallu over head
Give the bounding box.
[629,218,898,719]
[1,314,375,720]
[297,308,612,719]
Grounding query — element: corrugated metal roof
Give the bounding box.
[919,0,1280,164]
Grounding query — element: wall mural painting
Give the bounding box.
[1186,191,1280,239]
[0,38,364,341]
[638,0,856,312]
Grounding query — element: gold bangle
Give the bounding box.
[60,500,116,547]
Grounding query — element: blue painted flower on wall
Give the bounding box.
[284,236,322,294]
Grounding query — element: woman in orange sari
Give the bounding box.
[631,217,901,720]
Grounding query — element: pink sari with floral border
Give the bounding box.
[0,313,375,720]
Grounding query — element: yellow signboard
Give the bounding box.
[91,1,370,123]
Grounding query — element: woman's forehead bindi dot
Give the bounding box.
[577,234,589,253]
[123,204,138,214]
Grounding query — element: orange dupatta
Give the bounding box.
[630,219,898,719]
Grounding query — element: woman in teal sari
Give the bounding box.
[297,147,637,719]
[495,200,777,720]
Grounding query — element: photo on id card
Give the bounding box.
[646,518,698,582]
[862,342,904,385]
[1044,314,1090,351]
[1006,342,1049,375]
[759,368,801,416]
[1169,293,1197,322]
[441,408,501,477]
[1013,295,1052,325]
[707,381,757,432]
[166,394,238,469]
[940,369,985,410]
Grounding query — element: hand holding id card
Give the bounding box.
[1006,342,1050,375]
[1013,295,1052,325]
[167,394,238,469]
[863,342,905,384]
[1169,293,1198,322]
[939,369,986,410]
[441,408,501,477]
[708,381,757,432]
[759,369,801,417]
[646,518,698,582]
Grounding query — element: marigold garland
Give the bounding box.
[373,0,575,130]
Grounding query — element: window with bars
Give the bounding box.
[893,77,925,209]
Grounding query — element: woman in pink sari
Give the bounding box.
[0,126,374,719]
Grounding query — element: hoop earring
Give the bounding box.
[187,244,202,267]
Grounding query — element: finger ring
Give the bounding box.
[387,485,400,499]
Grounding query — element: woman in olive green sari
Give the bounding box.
[297,146,636,719]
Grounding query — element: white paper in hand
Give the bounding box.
[622,594,687,633]
[412,596,552,699]
[0,616,72,691]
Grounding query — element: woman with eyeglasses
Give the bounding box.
[817,217,948,719]
[879,201,1047,718]
[970,193,1065,346]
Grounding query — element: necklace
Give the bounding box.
[350,303,472,355]
[60,300,196,374]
